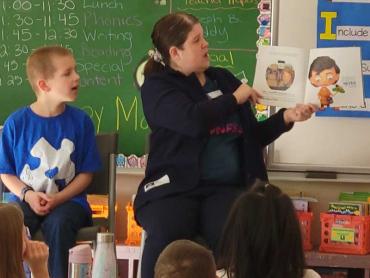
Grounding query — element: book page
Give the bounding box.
[253,46,309,108]
[304,47,364,108]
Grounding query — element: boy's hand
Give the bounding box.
[23,240,49,278]
[42,194,62,211]
[25,191,51,215]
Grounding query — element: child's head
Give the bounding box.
[308,56,340,87]
[154,239,217,278]
[26,45,79,100]
[219,184,305,278]
[145,12,208,76]
[0,203,25,278]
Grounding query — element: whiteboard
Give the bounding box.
[267,0,370,175]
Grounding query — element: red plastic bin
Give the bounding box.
[297,211,313,251]
[320,213,370,255]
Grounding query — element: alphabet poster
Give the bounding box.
[317,0,370,117]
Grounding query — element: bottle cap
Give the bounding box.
[69,244,92,264]
[97,232,115,243]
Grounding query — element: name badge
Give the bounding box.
[207,90,223,99]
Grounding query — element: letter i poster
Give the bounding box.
[317,0,370,117]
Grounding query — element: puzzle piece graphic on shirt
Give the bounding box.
[20,137,75,194]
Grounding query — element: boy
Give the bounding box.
[308,56,341,109]
[0,45,101,278]
[154,239,218,278]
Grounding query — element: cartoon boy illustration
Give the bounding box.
[308,56,343,109]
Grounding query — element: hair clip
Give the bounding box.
[148,48,165,66]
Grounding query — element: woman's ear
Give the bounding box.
[169,46,179,61]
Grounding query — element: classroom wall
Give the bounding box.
[271,0,370,247]
[269,0,370,174]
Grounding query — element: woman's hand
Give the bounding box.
[283,103,319,124]
[24,240,50,278]
[233,83,262,105]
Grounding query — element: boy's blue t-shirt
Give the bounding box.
[0,105,101,211]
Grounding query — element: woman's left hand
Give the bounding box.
[283,103,319,124]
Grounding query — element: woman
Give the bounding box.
[134,12,317,278]
[218,184,320,278]
[0,203,49,278]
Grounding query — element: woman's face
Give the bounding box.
[171,23,209,75]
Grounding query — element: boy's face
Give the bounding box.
[309,67,339,87]
[44,55,80,102]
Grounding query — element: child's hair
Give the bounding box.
[144,12,199,77]
[26,45,73,92]
[0,203,25,278]
[308,56,340,79]
[219,184,305,278]
[154,239,216,278]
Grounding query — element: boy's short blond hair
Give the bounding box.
[154,239,216,278]
[26,45,73,92]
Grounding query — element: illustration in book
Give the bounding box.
[253,46,364,109]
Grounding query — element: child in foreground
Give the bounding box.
[0,203,49,278]
[218,183,321,278]
[155,239,218,278]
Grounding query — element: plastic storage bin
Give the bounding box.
[297,211,313,251]
[124,202,142,246]
[320,213,370,255]
[87,194,109,219]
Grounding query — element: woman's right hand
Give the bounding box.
[24,240,50,278]
[233,83,262,105]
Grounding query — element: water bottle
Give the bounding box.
[92,233,117,278]
[68,244,93,278]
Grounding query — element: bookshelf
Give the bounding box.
[306,251,370,278]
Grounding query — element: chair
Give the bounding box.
[0,179,5,202]
[33,132,118,242]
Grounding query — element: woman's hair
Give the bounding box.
[0,203,25,278]
[144,12,199,77]
[219,184,305,278]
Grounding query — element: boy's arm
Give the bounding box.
[1,173,27,199]
[0,174,50,215]
[45,172,93,210]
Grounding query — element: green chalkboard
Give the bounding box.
[0,0,259,155]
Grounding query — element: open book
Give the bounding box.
[253,46,364,108]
